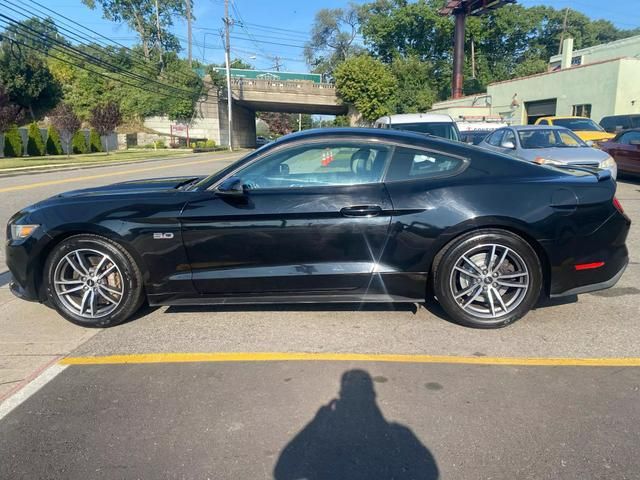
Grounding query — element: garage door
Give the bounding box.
[525,99,557,124]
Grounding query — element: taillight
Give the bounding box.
[613,197,624,214]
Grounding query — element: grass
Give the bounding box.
[0,149,202,171]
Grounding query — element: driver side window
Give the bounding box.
[234,141,391,190]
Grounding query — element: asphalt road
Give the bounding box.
[0,153,639,479]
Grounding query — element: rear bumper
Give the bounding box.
[545,210,630,298]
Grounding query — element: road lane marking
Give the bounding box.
[0,154,240,193]
[0,363,67,421]
[59,352,640,367]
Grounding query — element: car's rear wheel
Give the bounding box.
[44,235,144,327]
[433,229,542,328]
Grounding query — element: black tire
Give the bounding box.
[43,234,145,327]
[432,229,543,329]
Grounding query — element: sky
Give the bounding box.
[11,0,640,73]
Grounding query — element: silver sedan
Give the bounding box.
[478,125,617,179]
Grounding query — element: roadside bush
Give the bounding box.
[89,129,102,153]
[46,126,63,155]
[205,139,216,148]
[3,125,22,157]
[26,122,45,156]
[71,131,87,154]
[154,140,166,149]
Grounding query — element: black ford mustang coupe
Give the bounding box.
[6,128,630,328]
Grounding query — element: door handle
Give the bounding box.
[340,205,383,217]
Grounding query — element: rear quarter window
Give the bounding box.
[385,146,467,181]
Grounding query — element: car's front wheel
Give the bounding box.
[433,229,543,328]
[44,234,144,327]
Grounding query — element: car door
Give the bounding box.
[614,131,640,174]
[180,138,394,297]
[480,129,505,153]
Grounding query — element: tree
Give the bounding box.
[305,5,364,79]
[2,17,66,54]
[46,125,63,155]
[334,55,397,123]
[81,0,189,59]
[0,46,62,120]
[3,125,23,158]
[257,112,294,136]
[26,122,45,156]
[389,56,436,114]
[0,85,23,158]
[89,101,122,154]
[89,129,103,153]
[72,131,88,154]
[50,103,81,157]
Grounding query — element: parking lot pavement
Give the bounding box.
[1,359,639,479]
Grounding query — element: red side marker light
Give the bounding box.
[575,262,605,271]
[613,197,624,214]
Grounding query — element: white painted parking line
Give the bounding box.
[0,363,67,421]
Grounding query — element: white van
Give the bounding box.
[374,113,461,142]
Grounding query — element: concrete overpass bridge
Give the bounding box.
[145,78,347,148]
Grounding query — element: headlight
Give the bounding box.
[10,224,39,240]
[534,157,564,166]
[599,156,616,169]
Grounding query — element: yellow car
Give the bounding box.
[534,116,615,143]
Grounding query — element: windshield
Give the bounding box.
[552,118,604,132]
[518,129,588,149]
[390,122,460,141]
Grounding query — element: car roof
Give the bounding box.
[374,113,454,124]
[602,114,640,119]
[540,116,591,120]
[502,125,570,131]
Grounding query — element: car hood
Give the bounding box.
[55,176,203,199]
[517,147,610,164]
[573,131,616,142]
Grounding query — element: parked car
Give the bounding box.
[479,125,617,179]
[374,113,461,142]
[256,136,270,147]
[600,114,640,134]
[7,128,629,329]
[599,128,640,176]
[457,121,508,145]
[534,116,615,143]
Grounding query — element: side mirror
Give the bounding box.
[501,140,516,149]
[215,176,245,197]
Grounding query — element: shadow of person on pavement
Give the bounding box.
[273,369,438,480]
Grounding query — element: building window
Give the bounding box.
[573,104,592,118]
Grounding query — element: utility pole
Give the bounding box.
[298,114,302,132]
[273,56,282,71]
[186,0,192,66]
[558,7,569,55]
[223,0,233,151]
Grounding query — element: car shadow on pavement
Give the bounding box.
[273,369,439,480]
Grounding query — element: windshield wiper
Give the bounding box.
[175,177,200,190]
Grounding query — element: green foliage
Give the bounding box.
[26,122,45,156]
[359,0,640,100]
[334,55,397,122]
[89,129,102,152]
[333,116,350,127]
[46,126,63,155]
[0,45,62,119]
[80,0,189,58]
[3,125,23,157]
[194,139,216,149]
[389,56,436,114]
[71,131,88,154]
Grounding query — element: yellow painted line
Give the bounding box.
[58,352,640,367]
[0,154,239,193]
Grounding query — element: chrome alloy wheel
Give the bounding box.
[449,243,530,320]
[52,248,124,319]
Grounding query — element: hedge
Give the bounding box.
[89,129,102,153]
[46,126,63,155]
[71,131,88,154]
[3,125,23,158]
[27,122,46,157]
